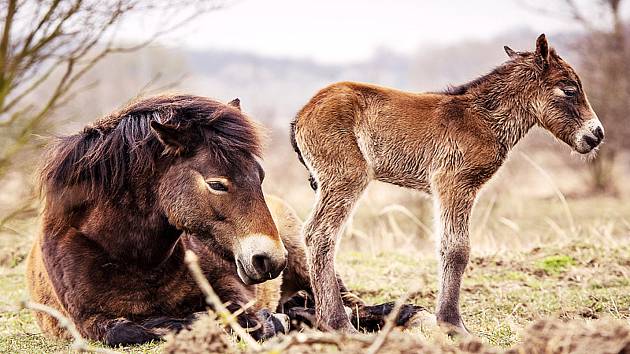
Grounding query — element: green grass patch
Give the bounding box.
[534,255,575,275]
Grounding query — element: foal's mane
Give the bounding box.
[40,94,262,199]
[442,62,513,96]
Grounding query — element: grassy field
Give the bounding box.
[0,195,629,353]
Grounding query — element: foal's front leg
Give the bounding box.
[433,179,476,333]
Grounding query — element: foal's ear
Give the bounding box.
[504,46,518,59]
[228,98,241,111]
[535,33,549,69]
[150,121,185,155]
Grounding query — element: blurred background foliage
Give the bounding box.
[0,0,629,262]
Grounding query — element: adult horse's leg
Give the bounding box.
[99,318,161,346]
[203,261,286,339]
[432,175,476,333]
[140,312,206,335]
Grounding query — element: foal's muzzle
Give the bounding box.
[575,119,605,154]
[583,126,604,148]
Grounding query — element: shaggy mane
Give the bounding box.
[442,63,513,96]
[40,94,262,198]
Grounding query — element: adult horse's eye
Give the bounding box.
[207,181,229,193]
[562,87,577,97]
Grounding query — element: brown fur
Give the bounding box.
[28,193,424,344]
[27,95,420,346]
[27,94,291,345]
[290,35,604,332]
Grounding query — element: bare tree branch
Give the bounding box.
[0,0,225,224]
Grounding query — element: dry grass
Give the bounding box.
[1,145,630,352]
[1,209,629,352]
[162,313,630,354]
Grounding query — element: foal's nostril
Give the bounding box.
[251,253,272,275]
[594,126,604,140]
[583,135,599,149]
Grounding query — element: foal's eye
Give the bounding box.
[207,181,229,193]
[562,87,577,97]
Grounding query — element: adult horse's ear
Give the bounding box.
[150,121,185,155]
[504,46,518,59]
[535,33,549,69]
[228,98,241,111]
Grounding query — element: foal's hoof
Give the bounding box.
[334,320,360,334]
[438,320,471,338]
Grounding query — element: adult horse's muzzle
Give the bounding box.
[235,234,288,285]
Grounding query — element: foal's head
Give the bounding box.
[150,97,287,284]
[505,34,604,153]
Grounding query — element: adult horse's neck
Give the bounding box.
[47,184,184,269]
[106,187,185,268]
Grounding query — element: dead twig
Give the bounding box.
[19,301,121,354]
[264,330,373,352]
[183,250,262,351]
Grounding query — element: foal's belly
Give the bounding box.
[370,143,433,193]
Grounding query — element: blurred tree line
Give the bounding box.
[0,0,222,228]
[0,0,628,236]
[532,0,630,193]
[570,0,630,194]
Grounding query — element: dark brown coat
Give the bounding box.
[27,95,424,346]
[27,95,289,345]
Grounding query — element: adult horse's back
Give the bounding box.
[27,95,288,345]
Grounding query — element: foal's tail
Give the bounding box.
[289,119,318,191]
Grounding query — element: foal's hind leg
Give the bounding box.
[303,177,368,332]
[294,102,371,332]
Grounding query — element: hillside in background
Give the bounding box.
[66,29,550,130]
[2,27,617,223]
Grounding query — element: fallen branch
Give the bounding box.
[183,250,262,351]
[19,301,121,354]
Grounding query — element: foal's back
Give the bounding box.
[292,81,499,192]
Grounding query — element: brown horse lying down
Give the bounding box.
[26,95,424,346]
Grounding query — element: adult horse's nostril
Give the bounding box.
[593,126,604,140]
[251,253,272,275]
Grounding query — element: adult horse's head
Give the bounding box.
[151,97,287,284]
[504,34,604,153]
[42,95,287,284]
[149,96,288,284]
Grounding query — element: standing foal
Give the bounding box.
[290,34,604,333]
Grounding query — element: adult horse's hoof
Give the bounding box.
[104,319,161,346]
[270,313,290,334]
[348,302,433,332]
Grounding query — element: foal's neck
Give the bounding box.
[466,65,540,149]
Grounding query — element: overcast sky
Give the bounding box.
[131,0,630,64]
